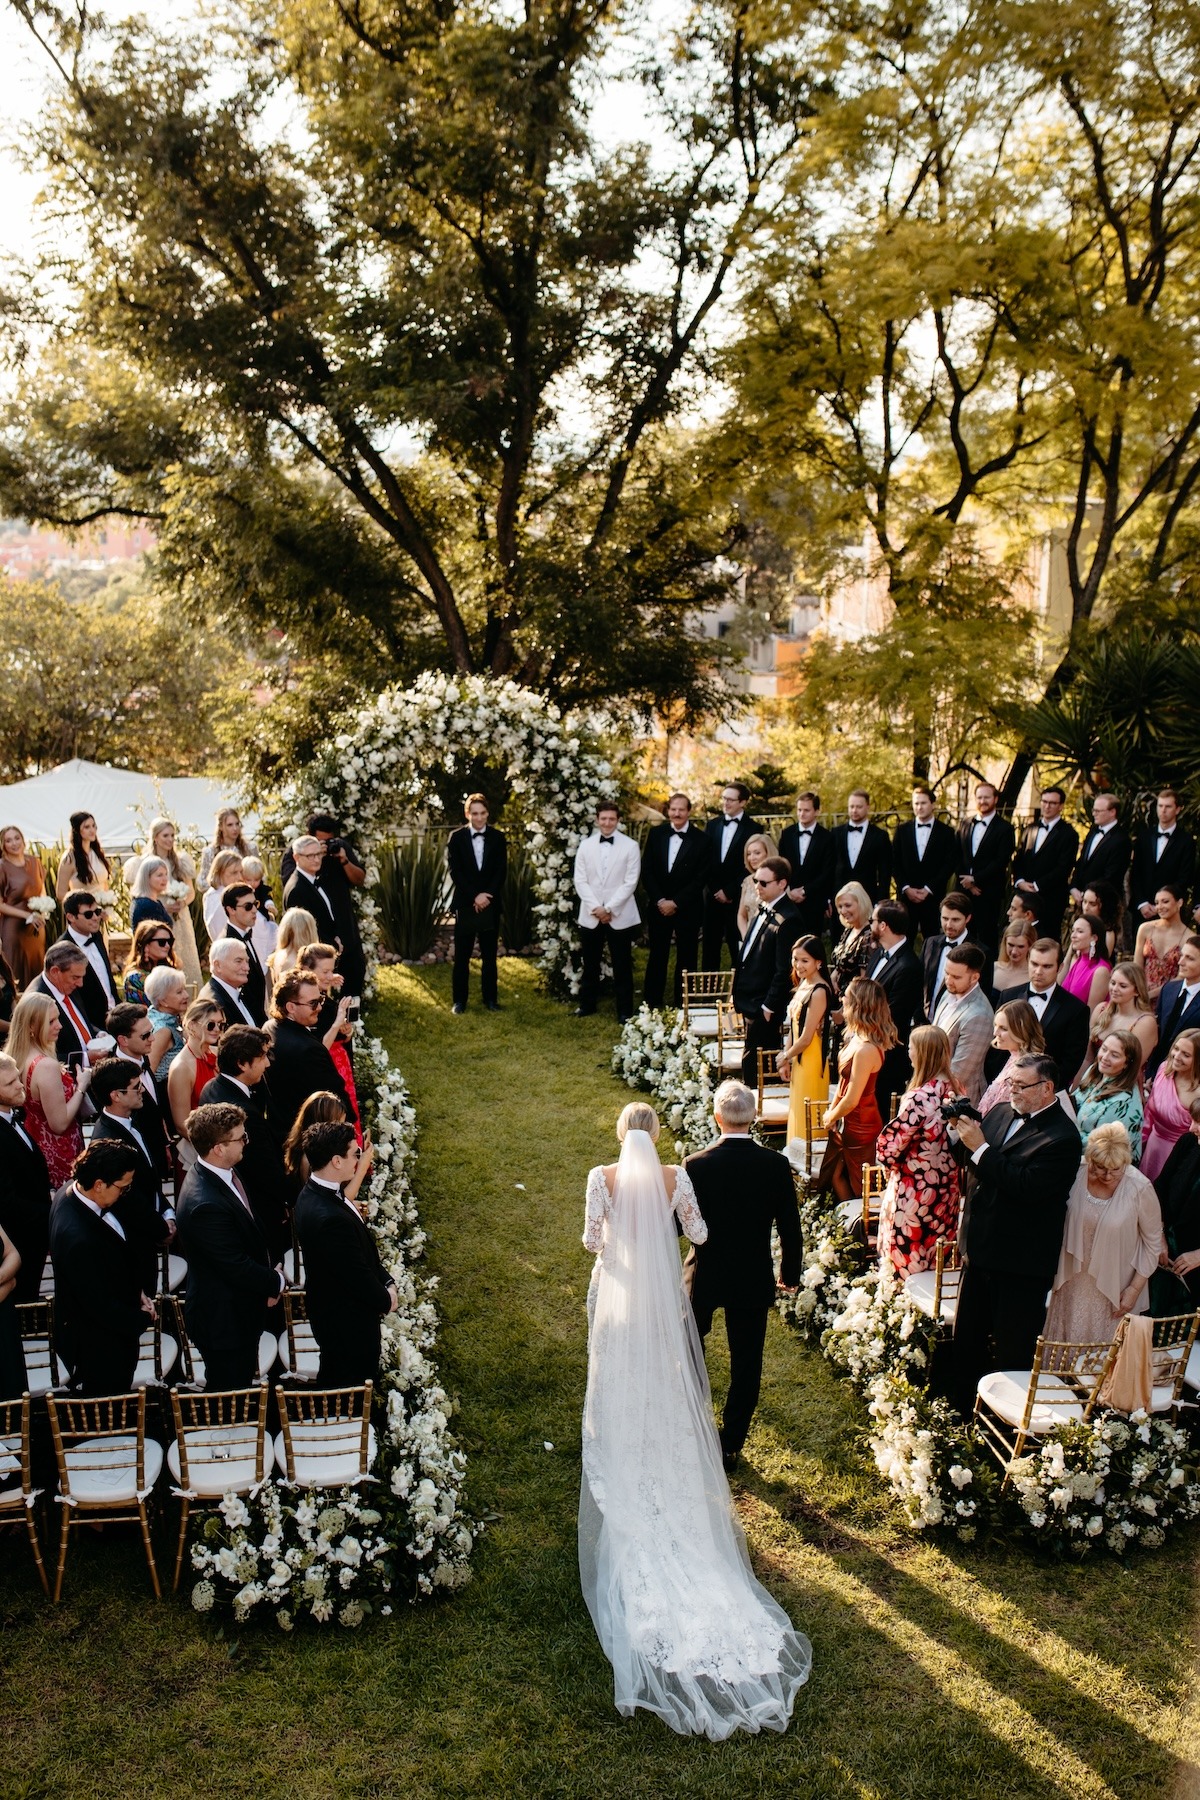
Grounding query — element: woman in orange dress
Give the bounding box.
[0,826,49,988]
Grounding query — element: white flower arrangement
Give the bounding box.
[165,879,189,902]
[92,887,118,914]
[1007,1411,1200,1554]
[25,895,57,919]
[190,1488,393,1627]
[866,1373,995,1539]
[612,1006,715,1154]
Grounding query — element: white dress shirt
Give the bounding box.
[845,825,865,867]
[720,815,743,861]
[1156,825,1176,861]
[914,819,934,861]
[471,830,486,870]
[209,975,256,1026]
[666,829,687,871]
[971,815,992,855]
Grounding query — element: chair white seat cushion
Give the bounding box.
[21,1338,68,1397]
[685,1008,720,1038]
[133,1333,178,1388]
[277,1325,319,1378]
[258,1330,278,1380]
[165,1254,187,1293]
[168,1424,273,1496]
[0,1432,20,1502]
[1150,1383,1177,1413]
[758,1091,790,1121]
[62,1435,164,1503]
[976,1370,1086,1433]
[1184,1342,1200,1395]
[282,1249,304,1286]
[904,1269,960,1324]
[273,1423,376,1487]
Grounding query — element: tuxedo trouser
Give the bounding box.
[73,1340,139,1398]
[316,1336,381,1391]
[643,910,700,1009]
[452,911,499,1007]
[905,894,943,943]
[876,1044,912,1121]
[578,923,635,1018]
[740,1010,782,1089]
[702,896,741,972]
[195,1334,260,1394]
[950,1263,1051,1418]
[691,1298,770,1457]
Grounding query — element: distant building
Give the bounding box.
[697,585,821,700]
[0,519,156,578]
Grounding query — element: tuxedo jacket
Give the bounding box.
[867,943,923,1042]
[1011,817,1079,922]
[1148,980,1200,1078]
[1155,1132,1200,1256]
[640,821,709,920]
[447,824,507,925]
[1003,982,1091,1089]
[26,973,95,1066]
[281,868,341,942]
[89,1112,171,1280]
[1072,824,1132,896]
[111,1053,171,1180]
[265,1017,351,1143]
[198,1073,289,1257]
[49,1186,146,1388]
[573,831,642,933]
[955,813,1016,912]
[218,924,268,1024]
[703,814,762,903]
[830,821,892,903]
[199,976,260,1031]
[176,1162,279,1359]
[294,1179,392,1375]
[776,822,836,932]
[1130,824,1196,913]
[892,819,957,910]
[955,1099,1081,1282]
[53,928,118,1027]
[920,932,980,1022]
[732,896,802,1019]
[682,1137,802,1311]
[0,1111,52,1303]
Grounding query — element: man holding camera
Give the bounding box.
[948,1051,1081,1417]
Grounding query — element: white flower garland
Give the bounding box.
[612,1006,715,1154]
[271,671,618,996]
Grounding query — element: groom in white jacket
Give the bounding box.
[573,802,641,1023]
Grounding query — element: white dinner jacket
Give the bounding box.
[573,830,642,932]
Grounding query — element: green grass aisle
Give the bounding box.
[0,959,1197,1797]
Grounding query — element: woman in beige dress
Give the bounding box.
[198,808,257,890]
[123,817,201,990]
[1044,1122,1163,1344]
[1086,962,1158,1079]
[735,833,779,941]
[55,811,112,902]
[0,826,49,988]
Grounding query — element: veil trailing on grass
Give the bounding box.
[578,1128,811,1739]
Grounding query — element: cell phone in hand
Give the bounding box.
[347,999,361,1022]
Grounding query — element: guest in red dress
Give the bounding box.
[7,992,92,1187]
[820,976,896,1202]
[876,1025,962,1275]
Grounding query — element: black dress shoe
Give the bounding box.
[572,1006,596,1017]
[484,1003,501,1012]
[452,1003,466,1015]
[722,1451,741,1474]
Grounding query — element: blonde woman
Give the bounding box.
[736,832,779,940]
[267,907,320,990]
[1087,962,1157,1076]
[124,818,200,988]
[1142,1030,1200,1182]
[820,976,897,1201]
[8,991,91,1188]
[198,808,256,890]
[991,921,1037,997]
[875,1025,961,1275]
[1044,1122,1163,1343]
[978,1000,1045,1115]
[202,848,245,943]
[829,882,874,1001]
[167,999,224,1142]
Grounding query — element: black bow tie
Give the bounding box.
[672,828,687,837]
[472,831,485,839]
[916,820,932,828]
[1159,830,1172,839]
[599,836,614,845]
[847,825,864,834]
[798,828,812,838]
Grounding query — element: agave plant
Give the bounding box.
[374,834,451,960]
[499,841,535,954]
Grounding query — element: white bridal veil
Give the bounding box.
[579,1129,811,1739]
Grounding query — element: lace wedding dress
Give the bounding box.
[579,1130,812,1739]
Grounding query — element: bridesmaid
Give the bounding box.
[124,818,201,991]
[0,826,49,988]
[776,935,833,1144]
[1142,1030,1200,1182]
[876,1025,962,1276]
[1134,883,1189,1002]
[198,808,256,891]
[819,976,896,1203]
[735,833,779,942]
[55,811,111,902]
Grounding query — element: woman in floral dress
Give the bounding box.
[1134,882,1189,1002]
[875,1025,962,1276]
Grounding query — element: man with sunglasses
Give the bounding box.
[200,1025,289,1259]
[730,856,802,1088]
[217,883,268,1024]
[264,972,350,1144]
[56,890,119,1023]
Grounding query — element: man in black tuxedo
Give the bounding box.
[200,1026,289,1259]
[1004,938,1091,1089]
[867,900,923,1114]
[949,1053,1081,1416]
[702,782,762,971]
[955,781,1016,959]
[1011,785,1079,945]
[1131,789,1196,926]
[294,1120,396,1388]
[683,1080,802,1471]
[57,891,119,1025]
[49,1138,150,1396]
[830,789,892,903]
[1070,792,1132,911]
[283,821,367,999]
[217,883,269,1024]
[265,971,351,1144]
[200,939,261,1029]
[641,792,708,1008]
[176,1103,285,1391]
[920,892,978,1024]
[778,791,837,939]
[87,1057,174,1295]
[1147,936,1200,1079]
[0,1052,52,1302]
[106,1003,172,1181]
[893,787,957,941]
[446,793,508,1014]
[731,858,802,1088]
[28,945,98,1067]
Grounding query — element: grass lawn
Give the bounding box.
[2,957,1199,1798]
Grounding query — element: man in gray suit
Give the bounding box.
[932,943,994,1102]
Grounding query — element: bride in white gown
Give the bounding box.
[579,1102,812,1739]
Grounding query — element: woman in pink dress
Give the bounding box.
[1060,914,1111,1010]
[876,1026,962,1275]
[819,977,896,1201]
[7,992,92,1187]
[1141,1030,1200,1182]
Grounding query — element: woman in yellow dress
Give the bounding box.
[777,935,834,1143]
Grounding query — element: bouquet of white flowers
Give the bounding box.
[165,879,189,902]
[92,888,118,915]
[26,895,57,919]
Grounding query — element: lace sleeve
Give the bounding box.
[672,1166,708,1244]
[583,1166,610,1252]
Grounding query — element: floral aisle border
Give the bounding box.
[612,1006,715,1154]
[190,1035,476,1626]
[273,671,618,996]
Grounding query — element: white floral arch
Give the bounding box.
[281,671,619,994]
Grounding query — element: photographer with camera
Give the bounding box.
[948,1050,1082,1417]
[282,814,367,999]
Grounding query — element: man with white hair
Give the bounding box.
[282,835,340,938]
[200,939,260,1027]
[681,1080,802,1473]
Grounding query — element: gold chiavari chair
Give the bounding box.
[974,1336,1119,1482]
[680,970,733,1038]
[168,1384,272,1591]
[903,1238,961,1331]
[755,1048,791,1133]
[275,1384,375,1490]
[278,1289,320,1383]
[1146,1312,1200,1413]
[803,1096,829,1178]
[16,1298,66,1398]
[861,1163,886,1247]
[0,1393,49,1594]
[704,997,746,1077]
[46,1389,163,1601]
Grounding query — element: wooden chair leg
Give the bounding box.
[172,1498,190,1594]
[138,1502,162,1600]
[25,1503,49,1596]
[53,1505,71,1604]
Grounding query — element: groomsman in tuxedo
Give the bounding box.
[921,891,978,1023]
[1011,786,1078,945]
[702,783,762,971]
[1004,938,1090,1088]
[893,787,957,941]
[731,857,802,1087]
[28,945,97,1066]
[641,793,708,1008]
[50,1139,150,1396]
[88,1056,174,1294]
[778,792,836,938]
[200,1026,289,1259]
[200,939,262,1029]
[1132,789,1196,923]
[0,1053,52,1302]
[573,802,642,1022]
[867,900,923,1113]
[106,1003,172,1182]
[1070,792,1131,909]
[282,834,343,939]
[217,883,269,1024]
[1147,936,1200,1078]
[955,781,1015,958]
[57,891,119,1025]
[295,1120,397,1388]
[446,793,507,1014]
[831,789,892,903]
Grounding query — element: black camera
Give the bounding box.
[940,1098,982,1124]
[324,837,345,858]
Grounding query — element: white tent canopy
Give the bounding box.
[0,758,255,854]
